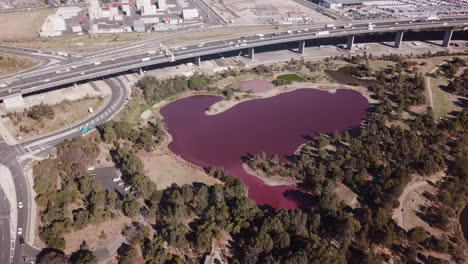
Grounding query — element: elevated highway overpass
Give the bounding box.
[1,16,468,106]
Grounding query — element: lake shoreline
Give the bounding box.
[205,82,376,116]
[151,81,374,191]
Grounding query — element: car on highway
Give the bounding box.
[114,65,119,68]
[36,77,43,81]
[18,202,23,209]
[19,237,25,245]
[18,228,22,235]
[80,72,85,75]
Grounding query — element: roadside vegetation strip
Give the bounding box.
[276,73,305,82]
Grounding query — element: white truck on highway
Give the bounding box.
[315,31,330,36]
[94,61,101,66]
[326,24,335,28]
[141,57,150,62]
[419,16,440,22]
[147,50,156,55]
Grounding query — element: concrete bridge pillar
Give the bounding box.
[394,31,404,49]
[248,47,255,60]
[2,93,24,110]
[346,35,355,51]
[298,40,305,55]
[194,56,201,68]
[74,83,78,88]
[442,27,454,48]
[139,68,144,77]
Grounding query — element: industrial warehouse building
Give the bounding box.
[320,0,364,9]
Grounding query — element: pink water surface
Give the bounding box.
[160,89,369,209]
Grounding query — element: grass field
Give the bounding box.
[4,97,104,140]
[0,8,54,40]
[369,60,395,71]
[430,77,458,119]
[277,74,305,82]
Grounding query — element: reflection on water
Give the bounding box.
[325,66,378,88]
[461,205,468,241]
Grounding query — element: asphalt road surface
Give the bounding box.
[0,77,129,264]
[1,16,467,99]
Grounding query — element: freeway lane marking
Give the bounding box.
[8,18,468,91]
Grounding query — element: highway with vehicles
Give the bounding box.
[1,16,467,100]
[0,76,130,264]
[0,13,466,264]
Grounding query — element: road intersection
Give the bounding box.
[0,76,130,264]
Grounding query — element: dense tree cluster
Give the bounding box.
[247,152,288,177]
[440,57,467,78]
[242,59,467,262]
[135,169,350,264]
[443,57,468,97]
[27,103,55,121]
[137,74,215,104]
[33,55,468,263]
[112,145,157,198]
[100,120,165,152]
[33,136,120,250]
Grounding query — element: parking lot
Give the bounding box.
[93,167,132,194]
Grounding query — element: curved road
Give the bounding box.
[0,76,129,264]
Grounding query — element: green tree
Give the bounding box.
[27,103,55,121]
[123,200,141,218]
[408,226,427,243]
[71,249,98,264]
[37,249,71,264]
[118,244,138,264]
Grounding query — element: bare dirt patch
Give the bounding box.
[63,215,132,254]
[230,79,273,93]
[2,96,105,140]
[0,8,55,40]
[393,172,445,233]
[0,53,38,76]
[3,32,153,53]
[335,183,358,208]
[139,149,222,190]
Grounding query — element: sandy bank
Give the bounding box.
[242,163,298,186]
[205,82,377,116]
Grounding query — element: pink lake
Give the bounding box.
[160,89,369,209]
